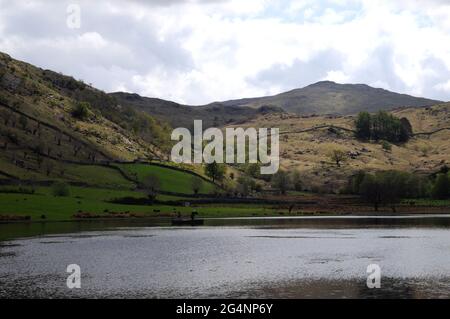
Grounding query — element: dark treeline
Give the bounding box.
[347,166,450,211]
[355,111,413,143]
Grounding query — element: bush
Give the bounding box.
[71,102,90,120]
[381,140,392,151]
[51,182,70,197]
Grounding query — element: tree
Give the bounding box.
[404,174,429,199]
[378,170,409,212]
[400,117,413,140]
[142,174,161,201]
[204,162,226,183]
[355,111,371,139]
[51,182,70,197]
[271,170,291,195]
[290,170,303,191]
[354,111,412,143]
[359,171,409,212]
[328,148,347,167]
[359,174,383,211]
[191,176,203,195]
[350,170,367,194]
[432,173,450,199]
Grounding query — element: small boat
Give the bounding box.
[171,218,204,226]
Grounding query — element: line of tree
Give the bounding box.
[355,111,412,143]
[270,169,303,195]
[348,167,450,211]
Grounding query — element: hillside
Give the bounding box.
[0,51,172,182]
[1,51,448,194]
[226,103,450,192]
[214,81,442,115]
[110,92,284,129]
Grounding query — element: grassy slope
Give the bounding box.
[64,164,135,188]
[116,163,217,194]
[227,103,450,192]
[0,51,169,176]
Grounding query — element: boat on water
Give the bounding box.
[171,211,204,226]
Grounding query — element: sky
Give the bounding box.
[1,0,450,105]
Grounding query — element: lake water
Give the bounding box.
[1,216,450,298]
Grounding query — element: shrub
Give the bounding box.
[71,102,90,120]
[51,182,70,197]
[381,140,392,151]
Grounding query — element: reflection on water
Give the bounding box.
[1,216,450,298]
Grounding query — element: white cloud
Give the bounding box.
[0,0,449,104]
[435,80,450,93]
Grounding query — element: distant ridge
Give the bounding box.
[207,80,442,115]
[110,92,284,129]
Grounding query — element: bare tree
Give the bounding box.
[328,148,347,167]
[142,174,161,202]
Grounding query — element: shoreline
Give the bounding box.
[1,207,450,224]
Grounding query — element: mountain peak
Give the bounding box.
[308,80,338,87]
[222,81,442,115]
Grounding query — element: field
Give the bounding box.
[0,160,265,222]
[115,163,217,194]
[0,186,276,222]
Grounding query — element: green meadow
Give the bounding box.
[115,163,217,194]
